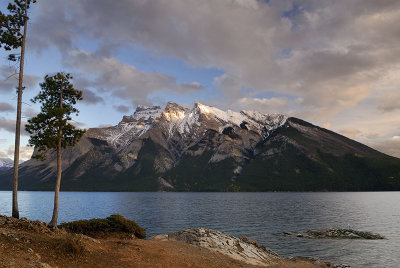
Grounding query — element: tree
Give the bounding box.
[25,73,86,227]
[0,0,36,219]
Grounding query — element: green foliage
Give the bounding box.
[59,214,146,239]
[25,73,86,160]
[0,0,36,60]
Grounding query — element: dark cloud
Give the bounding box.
[29,1,76,53]
[0,65,40,93]
[114,105,130,114]
[0,117,28,136]
[96,124,112,128]
[179,82,204,92]
[81,88,104,104]
[64,50,201,105]
[0,102,14,112]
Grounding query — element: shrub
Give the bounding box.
[59,214,146,239]
[52,234,86,256]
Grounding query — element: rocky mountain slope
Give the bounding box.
[0,102,399,191]
[0,158,13,173]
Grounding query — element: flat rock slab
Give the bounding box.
[150,227,283,266]
[281,228,385,240]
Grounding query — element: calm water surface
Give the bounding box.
[0,191,399,268]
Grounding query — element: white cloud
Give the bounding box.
[237,97,289,114]
[378,92,400,112]
[6,145,34,161]
[367,136,400,158]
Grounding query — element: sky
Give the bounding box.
[0,0,400,160]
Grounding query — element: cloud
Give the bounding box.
[114,105,130,114]
[28,1,400,109]
[29,1,77,53]
[25,0,400,147]
[0,117,17,133]
[236,97,289,114]
[96,124,112,128]
[367,136,400,158]
[64,50,204,105]
[71,121,86,128]
[6,145,34,160]
[378,92,400,112]
[0,117,28,136]
[22,107,38,119]
[81,88,104,104]
[339,128,362,140]
[179,82,204,92]
[0,151,8,158]
[0,65,40,93]
[0,102,14,112]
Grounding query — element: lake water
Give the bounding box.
[0,191,399,267]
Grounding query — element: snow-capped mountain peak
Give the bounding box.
[0,158,13,168]
[121,105,163,123]
[86,102,287,149]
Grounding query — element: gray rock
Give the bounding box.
[305,228,385,240]
[150,227,282,266]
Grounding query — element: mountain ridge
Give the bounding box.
[0,158,13,173]
[0,102,399,191]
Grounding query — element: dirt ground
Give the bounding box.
[0,216,320,268]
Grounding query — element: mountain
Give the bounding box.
[0,158,13,173]
[0,102,399,191]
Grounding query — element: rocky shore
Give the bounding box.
[0,215,353,267]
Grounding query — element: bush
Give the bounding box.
[59,214,146,239]
[52,234,86,256]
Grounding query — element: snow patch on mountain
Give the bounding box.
[87,105,163,149]
[86,102,287,150]
[0,158,13,168]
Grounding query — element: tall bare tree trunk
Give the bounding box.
[12,0,28,219]
[49,79,63,228]
[49,135,62,228]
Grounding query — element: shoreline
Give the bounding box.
[0,214,351,268]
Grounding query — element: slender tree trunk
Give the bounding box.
[49,135,62,228]
[12,0,28,219]
[49,79,63,228]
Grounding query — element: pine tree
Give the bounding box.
[25,73,86,227]
[0,0,36,219]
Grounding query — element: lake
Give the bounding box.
[0,191,399,267]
